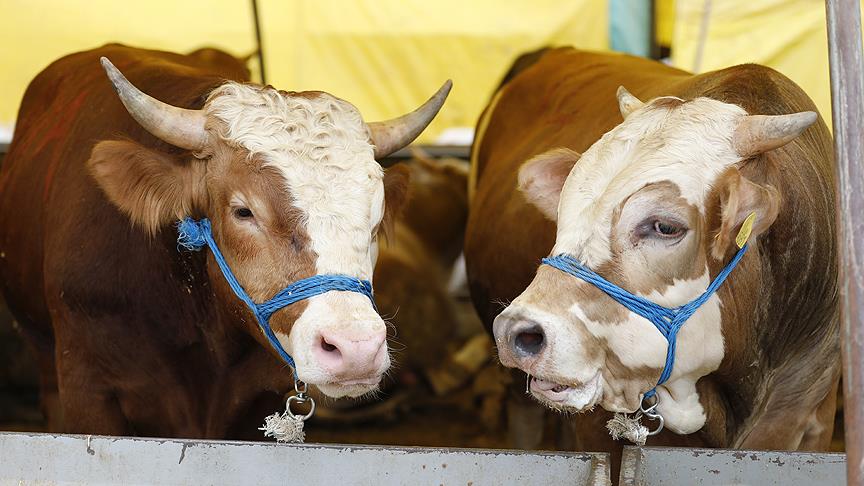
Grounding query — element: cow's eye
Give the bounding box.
[233,207,254,220]
[653,220,684,238]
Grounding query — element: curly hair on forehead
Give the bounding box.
[203,82,371,163]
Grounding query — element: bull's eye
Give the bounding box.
[233,207,254,220]
[653,220,684,238]
[291,233,303,253]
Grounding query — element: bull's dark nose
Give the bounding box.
[512,325,545,356]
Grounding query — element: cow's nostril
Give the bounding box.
[321,337,340,355]
[513,326,545,356]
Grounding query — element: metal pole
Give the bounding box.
[251,0,267,85]
[826,0,864,484]
[692,0,713,72]
[649,0,661,60]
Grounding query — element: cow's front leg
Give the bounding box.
[54,332,130,436]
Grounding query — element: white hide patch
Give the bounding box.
[205,83,387,395]
[552,98,747,267]
[563,270,724,429]
[656,379,707,434]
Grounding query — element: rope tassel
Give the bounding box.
[606,413,648,446]
[260,382,315,443]
[261,410,307,443]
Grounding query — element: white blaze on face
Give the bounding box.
[501,96,751,431]
[553,97,746,266]
[205,84,388,396]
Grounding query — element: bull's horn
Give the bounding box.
[733,112,817,157]
[617,86,644,119]
[100,57,209,151]
[368,80,452,159]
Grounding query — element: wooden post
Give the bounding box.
[825,0,864,484]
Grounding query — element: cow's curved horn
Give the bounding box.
[617,86,644,119]
[368,80,452,159]
[733,112,817,157]
[100,57,209,151]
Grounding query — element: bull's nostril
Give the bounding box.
[321,338,339,354]
[513,326,545,356]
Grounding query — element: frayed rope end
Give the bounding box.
[177,217,206,251]
[607,413,648,446]
[260,410,306,443]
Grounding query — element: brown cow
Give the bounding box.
[0,44,449,438]
[465,48,839,460]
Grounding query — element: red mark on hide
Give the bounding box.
[41,89,90,203]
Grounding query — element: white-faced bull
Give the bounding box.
[0,44,449,437]
[465,48,839,453]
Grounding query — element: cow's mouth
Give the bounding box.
[529,371,602,411]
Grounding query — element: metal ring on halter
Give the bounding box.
[640,394,664,436]
[286,394,316,421]
[295,380,308,397]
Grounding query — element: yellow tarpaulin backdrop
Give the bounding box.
[670,0,864,124]
[3,0,861,143]
[0,0,608,144]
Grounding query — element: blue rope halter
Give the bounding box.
[542,244,748,399]
[176,217,376,379]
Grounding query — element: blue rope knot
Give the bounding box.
[177,217,207,251]
[176,217,377,379]
[542,244,748,399]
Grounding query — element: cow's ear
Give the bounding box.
[711,167,781,260]
[88,140,207,235]
[380,162,411,238]
[517,148,580,222]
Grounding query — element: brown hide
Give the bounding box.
[465,48,839,456]
[0,44,289,438]
[376,156,475,370]
[185,47,252,81]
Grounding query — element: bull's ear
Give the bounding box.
[517,148,580,222]
[711,167,781,260]
[380,163,411,238]
[87,140,207,235]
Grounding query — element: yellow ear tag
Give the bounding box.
[736,212,757,249]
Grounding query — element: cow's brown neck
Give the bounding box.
[700,145,839,448]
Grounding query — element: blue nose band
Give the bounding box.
[177,217,377,379]
[542,244,748,399]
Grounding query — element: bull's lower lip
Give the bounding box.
[529,371,602,411]
[315,377,382,398]
[337,378,380,386]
